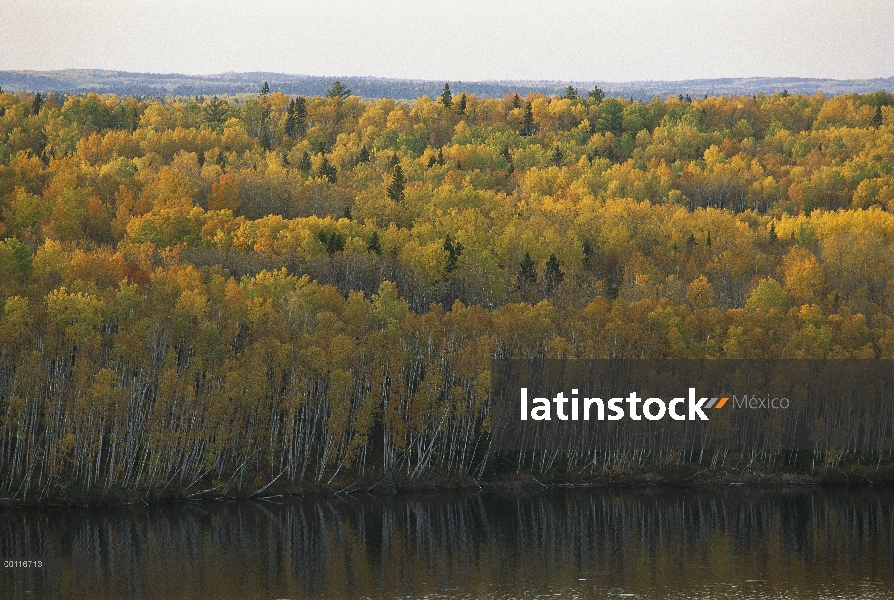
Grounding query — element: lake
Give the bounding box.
[1,487,893,599]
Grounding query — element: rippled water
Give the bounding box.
[1,488,893,599]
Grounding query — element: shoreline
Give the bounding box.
[3,464,892,510]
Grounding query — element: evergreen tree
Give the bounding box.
[519,251,537,284]
[443,235,464,273]
[768,223,777,243]
[318,156,337,183]
[440,83,453,108]
[357,145,370,164]
[318,230,345,256]
[458,93,467,114]
[545,253,563,292]
[706,231,712,247]
[31,93,43,114]
[522,102,535,136]
[387,164,406,202]
[551,145,563,166]
[298,151,312,172]
[294,96,308,136]
[512,93,522,109]
[285,99,297,138]
[258,84,272,149]
[437,148,445,165]
[588,86,605,103]
[582,239,593,261]
[326,80,351,99]
[203,96,229,126]
[564,86,578,100]
[872,106,883,128]
[501,147,511,162]
[367,231,382,255]
[427,155,437,168]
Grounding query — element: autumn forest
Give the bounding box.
[1,82,893,503]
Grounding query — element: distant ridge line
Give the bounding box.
[1,69,892,100]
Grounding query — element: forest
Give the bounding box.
[1,81,893,502]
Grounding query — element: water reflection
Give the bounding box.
[1,488,892,599]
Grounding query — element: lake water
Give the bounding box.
[1,488,892,599]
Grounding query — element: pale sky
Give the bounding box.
[1,0,892,81]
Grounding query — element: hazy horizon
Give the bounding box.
[2,1,892,82]
[6,68,894,85]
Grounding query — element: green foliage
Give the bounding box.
[522,102,535,136]
[318,156,337,183]
[745,277,789,313]
[545,253,563,292]
[440,83,452,108]
[519,251,536,284]
[387,164,405,202]
[326,80,351,100]
[588,85,605,103]
[31,93,43,115]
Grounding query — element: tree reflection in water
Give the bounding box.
[1,488,892,599]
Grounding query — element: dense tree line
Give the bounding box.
[1,84,893,501]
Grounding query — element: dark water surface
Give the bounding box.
[1,488,893,599]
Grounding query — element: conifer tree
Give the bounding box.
[522,102,535,136]
[519,251,537,284]
[31,93,43,114]
[204,96,229,126]
[387,164,406,202]
[318,156,337,183]
[444,235,464,273]
[285,99,297,138]
[261,81,270,95]
[357,145,370,164]
[551,145,563,165]
[367,231,382,255]
[872,106,883,128]
[458,93,467,114]
[440,83,453,108]
[294,96,308,136]
[501,147,511,161]
[545,253,563,292]
[588,85,605,103]
[326,80,351,99]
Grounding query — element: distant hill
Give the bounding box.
[1,69,892,100]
